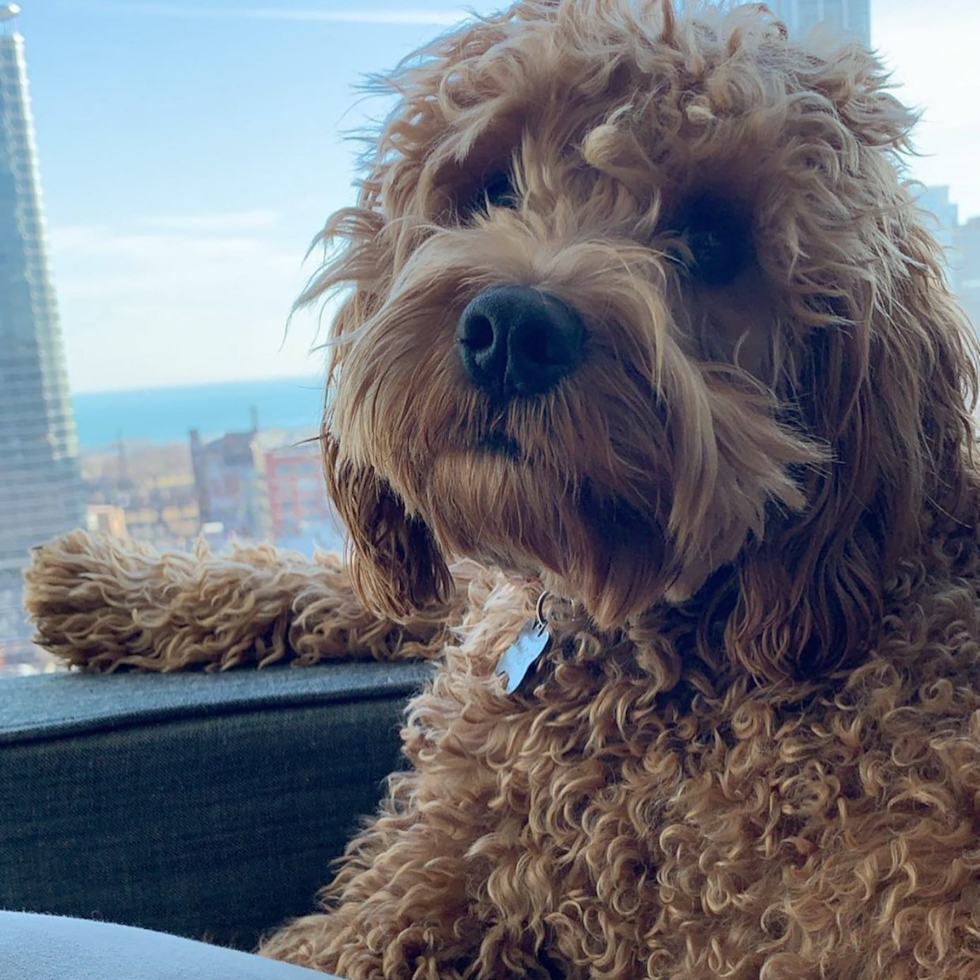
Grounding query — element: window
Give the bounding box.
[1,0,977,676]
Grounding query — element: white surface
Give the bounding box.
[0,912,333,980]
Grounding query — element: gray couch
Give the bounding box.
[0,662,431,953]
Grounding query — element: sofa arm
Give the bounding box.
[0,662,432,952]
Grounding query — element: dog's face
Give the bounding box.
[312,0,976,680]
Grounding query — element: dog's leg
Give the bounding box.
[258,762,559,980]
[257,601,568,980]
[258,795,478,979]
[24,530,469,672]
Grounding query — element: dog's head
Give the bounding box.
[307,0,977,682]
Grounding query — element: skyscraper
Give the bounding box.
[916,186,960,290]
[953,218,980,338]
[768,0,872,48]
[0,5,84,664]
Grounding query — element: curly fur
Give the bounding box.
[25,529,466,671]
[24,1,980,977]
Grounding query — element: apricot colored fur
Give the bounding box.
[26,2,980,977]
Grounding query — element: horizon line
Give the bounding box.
[72,373,324,398]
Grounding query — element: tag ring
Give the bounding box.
[535,591,551,631]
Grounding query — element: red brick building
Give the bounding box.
[265,443,336,542]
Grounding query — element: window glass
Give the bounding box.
[0,0,976,676]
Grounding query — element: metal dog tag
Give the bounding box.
[496,620,551,694]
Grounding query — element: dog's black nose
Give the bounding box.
[456,285,585,398]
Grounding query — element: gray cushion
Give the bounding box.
[0,911,334,980]
[0,663,431,952]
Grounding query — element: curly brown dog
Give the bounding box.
[26,1,980,977]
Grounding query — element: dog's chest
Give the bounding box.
[446,658,980,977]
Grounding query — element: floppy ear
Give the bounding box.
[302,213,455,622]
[323,429,453,621]
[727,229,977,684]
[719,40,979,683]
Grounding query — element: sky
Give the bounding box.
[13,0,980,393]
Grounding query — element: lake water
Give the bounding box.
[72,377,324,449]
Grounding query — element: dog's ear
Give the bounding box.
[301,207,453,622]
[728,228,977,683]
[723,44,979,683]
[323,430,454,621]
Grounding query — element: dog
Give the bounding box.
[26,1,980,976]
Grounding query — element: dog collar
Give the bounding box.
[495,591,552,694]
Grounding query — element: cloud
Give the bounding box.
[104,2,469,26]
[243,8,466,25]
[48,217,333,393]
[145,209,280,233]
[49,223,278,260]
[874,0,980,218]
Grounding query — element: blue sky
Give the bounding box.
[15,0,980,393]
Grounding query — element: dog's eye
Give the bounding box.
[675,195,750,286]
[465,170,518,215]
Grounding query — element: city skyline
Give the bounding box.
[12,0,980,394]
[0,6,84,657]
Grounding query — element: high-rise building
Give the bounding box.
[911,187,980,336]
[953,217,980,337]
[190,427,270,544]
[0,5,84,664]
[768,0,872,48]
[917,186,960,290]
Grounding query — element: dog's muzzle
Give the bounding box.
[456,285,586,400]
